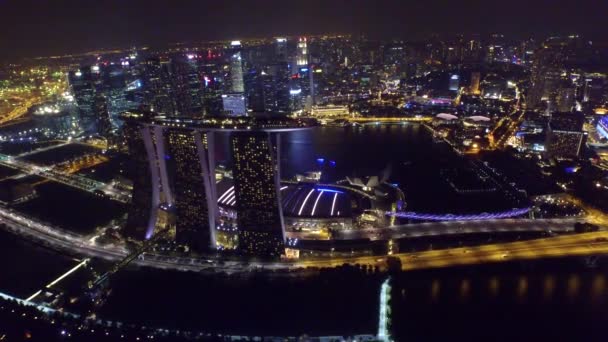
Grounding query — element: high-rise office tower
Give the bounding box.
[229,41,245,93]
[275,38,288,62]
[200,58,225,115]
[555,82,576,113]
[255,62,291,113]
[142,57,176,116]
[171,56,205,117]
[69,67,97,133]
[142,55,204,117]
[296,37,309,67]
[166,129,217,251]
[469,72,481,94]
[583,76,606,104]
[93,94,113,136]
[223,41,246,116]
[449,74,460,91]
[100,63,134,127]
[230,131,285,257]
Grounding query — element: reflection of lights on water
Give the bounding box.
[431,279,440,301]
[592,274,605,298]
[567,274,580,298]
[459,279,470,299]
[517,276,528,299]
[489,276,499,296]
[543,275,555,299]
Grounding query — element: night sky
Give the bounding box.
[1,0,607,60]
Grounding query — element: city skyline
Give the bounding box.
[1,2,608,340]
[2,0,608,61]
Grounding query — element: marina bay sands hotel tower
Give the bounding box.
[120,110,309,257]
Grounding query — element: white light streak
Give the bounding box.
[298,189,315,216]
[217,186,234,203]
[311,190,324,216]
[330,192,338,216]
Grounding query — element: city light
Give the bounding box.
[1,11,607,340]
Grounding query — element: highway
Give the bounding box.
[1,203,608,275]
[293,232,608,271]
[395,231,608,271]
[0,96,42,125]
[0,153,130,203]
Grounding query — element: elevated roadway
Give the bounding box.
[328,218,583,241]
[1,204,608,275]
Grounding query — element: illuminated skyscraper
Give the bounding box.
[93,94,113,136]
[229,41,245,93]
[555,82,576,113]
[230,131,285,257]
[142,57,176,115]
[449,74,460,91]
[121,112,308,256]
[296,37,308,66]
[275,38,288,62]
[469,72,481,94]
[166,129,217,250]
[545,112,585,160]
[69,67,97,133]
[141,56,204,117]
[171,56,205,117]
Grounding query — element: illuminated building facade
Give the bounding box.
[142,57,176,116]
[229,41,245,93]
[93,94,113,136]
[166,129,217,250]
[121,110,309,256]
[469,72,481,94]
[545,112,585,159]
[449,74,460,91]
[275,38,288,62]
[296,37,309,67]
[69,67,97,133]
[222,93,247,116]
[230,131,285,257]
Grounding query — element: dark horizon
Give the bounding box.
[1,0,608,61]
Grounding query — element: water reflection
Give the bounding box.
[431,279,440,301]
[543,275,556,300]
[393,263,608,341]
[592,274,605,299]
[517,276,528,299]
[489,276,499,296]
[567,274,580,299]
[459,279,470,300]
